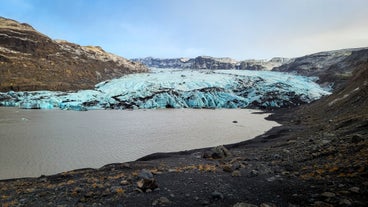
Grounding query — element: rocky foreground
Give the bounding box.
[0,54,367,206]
[0,17,148,92]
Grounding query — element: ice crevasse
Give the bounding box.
[0,69,331,110]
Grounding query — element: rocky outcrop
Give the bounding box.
[132,56,289,70]
[298,49,368,121]
[0,17,149,92]
[273,47,368,89]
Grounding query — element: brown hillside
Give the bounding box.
[0,17,149,91]
[298,49,368,129]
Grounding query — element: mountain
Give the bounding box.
[132,56,289,70]
[133,48,368,91]
[297,48,368,128]
[0,17,149,92]
[273,47,368,89]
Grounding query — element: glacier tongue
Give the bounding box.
[0,69,331,110]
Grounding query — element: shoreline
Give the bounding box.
[1,105,367,206]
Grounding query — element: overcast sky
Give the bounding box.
[1,0,368,60]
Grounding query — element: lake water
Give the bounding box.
[0,107,279,179]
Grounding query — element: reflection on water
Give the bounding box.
[0,107,279,179]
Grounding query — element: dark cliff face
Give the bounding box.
[295,52,368,148]
[308,50,368,117]
[0,17,149,92]
[273,48,368,89]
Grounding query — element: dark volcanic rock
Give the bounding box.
[0,17,149,92]
[273,47,368,89]
[203,145,232,159]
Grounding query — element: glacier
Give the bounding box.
[0,69,331,110]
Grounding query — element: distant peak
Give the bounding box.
[0,16,36,31]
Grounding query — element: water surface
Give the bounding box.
[0,107,279,179]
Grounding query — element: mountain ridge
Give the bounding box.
[133,47,368,91]
[0,17,149,92]
[273,47,368,89]
[132,56,289,70]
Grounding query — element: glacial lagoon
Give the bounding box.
[0,107,279,179]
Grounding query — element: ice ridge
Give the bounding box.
[0,69,331,110]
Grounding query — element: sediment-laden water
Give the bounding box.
[0,107,279,179]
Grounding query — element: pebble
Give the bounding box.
[232,170,241,177]
[138,169,153,180]
[38,191,50,197]
[168,169,177,173]
[338,190,350,195]
[136,178,158,192]
[282,149,290,154]
[204,145,232,159]
[152,196,171,206]
[232,162,241,170]
[313,201,334,207]
[134,188,143,193]
[273,154,282,160]
[222,165,233,172]
[266,176,276,182]
[211,191,224,200]
[110,186,123,193]
[101,189,110,196]
[260,203,277,207]
[84,191,94,197]
[249,170,258,177]
[321,139,331,145]
[351,134,364,143]
[349,186,360,193]
[321,192,335,198]
[39,176,47,182]
[339,198,352,206]
[232,202,258,207]
[122,163,130,168]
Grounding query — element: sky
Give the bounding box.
[1,0,368,60]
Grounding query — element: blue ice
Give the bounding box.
[0,69,331,111]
